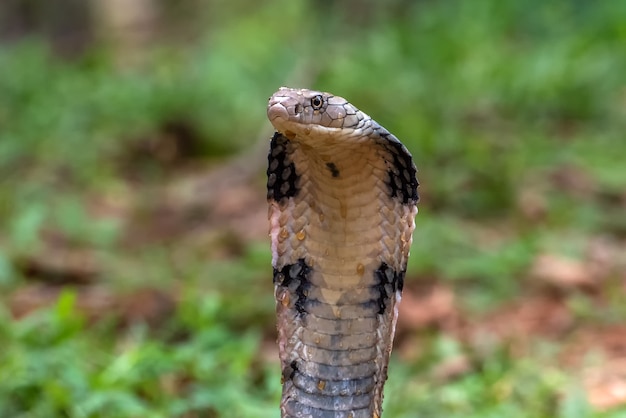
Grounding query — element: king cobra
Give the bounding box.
[266,87,419,417]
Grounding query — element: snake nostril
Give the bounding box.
[294,104,303,115]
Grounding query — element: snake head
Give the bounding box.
[267,87,369,141]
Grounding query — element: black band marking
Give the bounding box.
[274,258,312,315]
[325,162,340,178]
[373,263,405,314]
[288,360,298,380]
[380,133,419,205]
[267,132,300,204]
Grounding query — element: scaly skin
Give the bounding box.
[267,87,419,417]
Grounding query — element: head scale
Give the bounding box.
[267,87,368,139]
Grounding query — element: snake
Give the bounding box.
[266,87,419,417]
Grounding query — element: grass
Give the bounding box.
[0,0,625,416]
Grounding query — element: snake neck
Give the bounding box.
[268,133,416,417]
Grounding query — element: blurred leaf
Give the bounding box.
[10,203,46,251]
[0,251,16,287]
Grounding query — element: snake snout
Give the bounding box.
[267,101,290,124]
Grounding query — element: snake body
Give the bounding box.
[266,87,418,417]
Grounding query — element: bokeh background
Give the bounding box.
[1,0,625,416]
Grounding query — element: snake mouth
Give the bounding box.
[267,104,298,141]
[267,99,308,140]
[267,88,313,131]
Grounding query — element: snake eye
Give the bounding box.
[310,95,323,110]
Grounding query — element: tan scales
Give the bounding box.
[267,87,419,417]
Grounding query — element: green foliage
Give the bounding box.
[0,292,278,417]
[382,335,626,418]
[319,0,626,219]
[0,0,625,416]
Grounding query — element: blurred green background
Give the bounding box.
[0,0,625,417]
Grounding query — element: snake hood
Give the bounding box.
[267,87,418,418]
